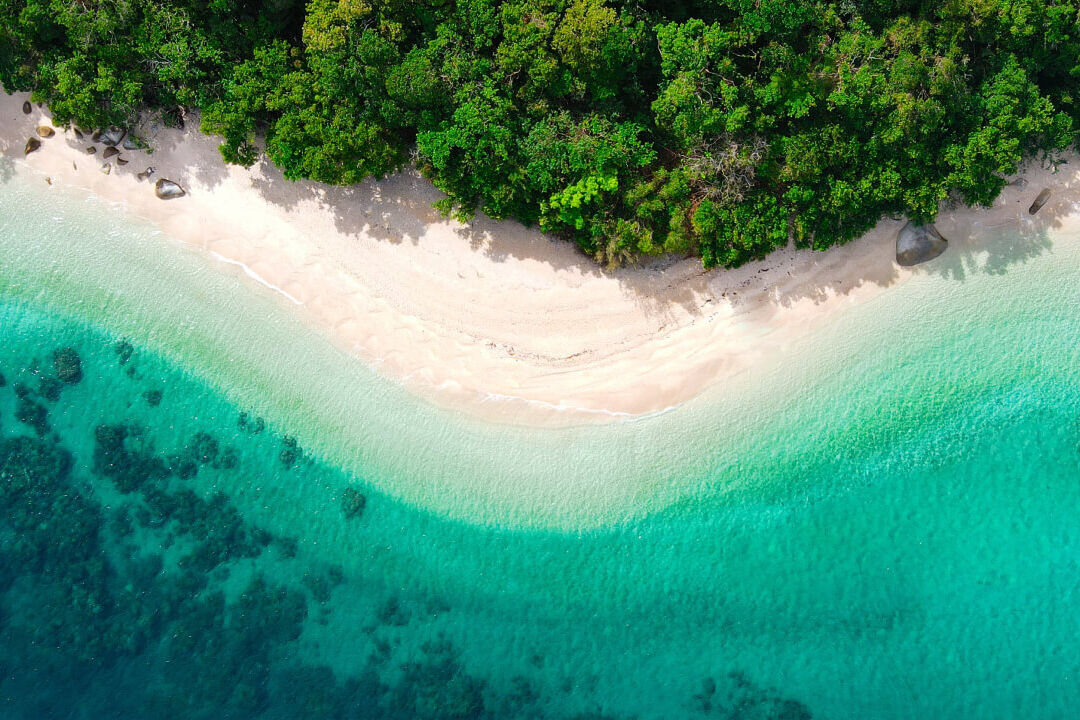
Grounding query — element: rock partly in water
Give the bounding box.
[21,101,31,115]
[53,348,83,384]
[97,127,126,146]
[154,178,186,199]
[103,146,119,159]
[86,146,97,155]
[896,221,948,266]
[1028,188,1051,215]
[36,126,55,138]
[24,137,41,155]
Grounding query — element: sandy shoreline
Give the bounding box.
[3,91,1078,426]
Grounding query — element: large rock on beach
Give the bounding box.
[896,222,947,266]
[24,137,41,155]
[95,127,126,146]
[154,179,186,199]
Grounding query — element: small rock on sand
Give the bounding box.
[154,178,186,199]
[896,221,948,266]
[36,126,55,138]
[100,163,111,175]
[1028,188,1051,215]
[103,146,119,159]
[117,158,129,166]
[21,101,31,115]
[24,137,41,155]
[86,146,97,155]
[136,167,155,182]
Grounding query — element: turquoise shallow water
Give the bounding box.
[1,170,1080,718]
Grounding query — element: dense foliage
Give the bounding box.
[3,0,1078,266]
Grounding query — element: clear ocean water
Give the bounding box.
[1,168,1079,719]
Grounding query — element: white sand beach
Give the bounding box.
[2,91,1077,425]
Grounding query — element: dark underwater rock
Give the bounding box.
[38,376,63,402]
[15,396,49,435]
[114,340,134,364]
[896,221,947,266]
[341,487,367,519]
[54,347,83,384]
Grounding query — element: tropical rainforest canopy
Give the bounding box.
[2,0,1077,266]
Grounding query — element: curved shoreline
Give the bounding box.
[3,92,1076,426]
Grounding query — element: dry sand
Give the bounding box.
[2,91,1077,425]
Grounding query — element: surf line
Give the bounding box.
[209,250,304,306]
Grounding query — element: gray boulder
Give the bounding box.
[95,127,126,146]
[122,134,145,151]
[155,178,186,199]
[896,222,947,266]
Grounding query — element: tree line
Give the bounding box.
[3,0,1077,267]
